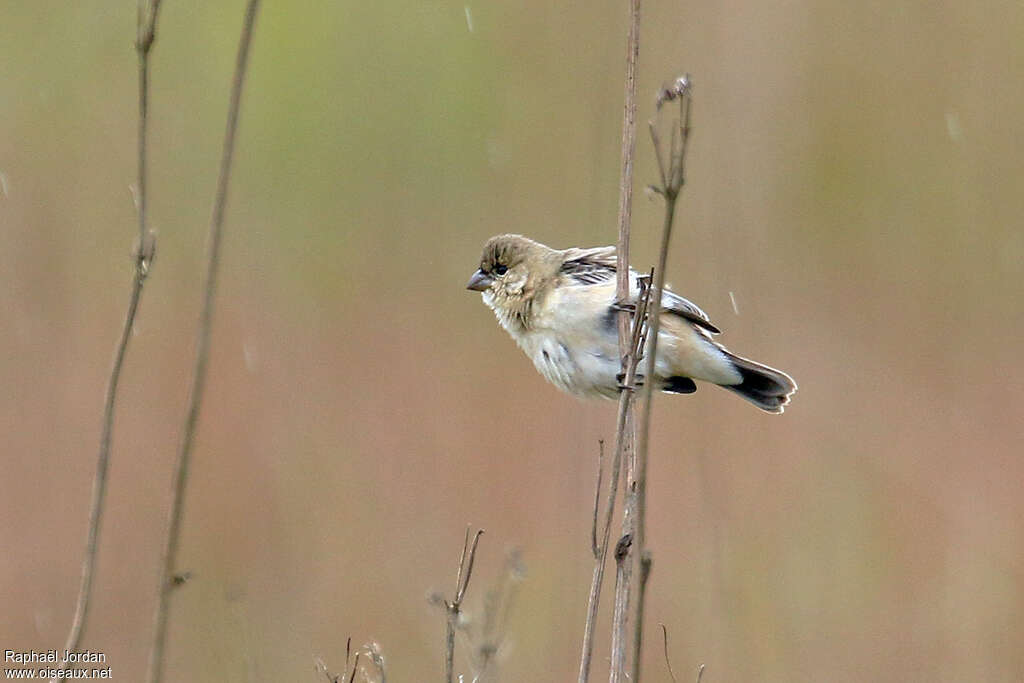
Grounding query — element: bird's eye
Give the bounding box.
[493,264,508,275]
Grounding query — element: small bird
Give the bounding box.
[466,234,796,413]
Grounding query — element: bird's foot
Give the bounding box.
[617,372,645,392]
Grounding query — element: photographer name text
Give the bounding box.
[5,651,106,665]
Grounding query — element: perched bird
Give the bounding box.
[466,234,796,413]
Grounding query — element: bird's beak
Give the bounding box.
[466,269,493,292]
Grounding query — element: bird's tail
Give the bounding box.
[720,352,797,414]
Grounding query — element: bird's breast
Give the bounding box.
[522,333,577,393]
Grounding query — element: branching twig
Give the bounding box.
[579,423,625,683]
[316,640,386,683]
[430,541,522,683]
[609,75,695,683]
[145,3,261,682]
[51,4,162,681]
[443,528,485,683]
[626,75,693,683]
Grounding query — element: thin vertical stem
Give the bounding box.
[635,192,676,539]
[629,76,693,683]
[145,3,261,682]
[136,0,163,246]
[578,393,627,683]
[579,279,650,683]
[50,4,162,681]
[578,1,641,681]
[636,79,693,555]
[444,528,484,683]
[614,0,642,354]
[609,530,634,683]
[631,551,653,682]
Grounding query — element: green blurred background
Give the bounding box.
[3,1,1023,681]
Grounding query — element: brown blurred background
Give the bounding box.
[2,0,1023,681]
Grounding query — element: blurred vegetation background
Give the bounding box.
[2,0,1023,681]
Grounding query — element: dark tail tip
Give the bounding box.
[722,354,797,414]
[663,376,697,394]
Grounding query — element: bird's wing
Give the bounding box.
[659,289,720,334]
[561,246,721,334]
[559,246,618,285]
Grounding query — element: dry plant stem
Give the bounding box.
[660,624,703,683]
[579,279,651,683]
[631,550,652,682]
[613,79,693,683]
[136,0,164,246]
[317,639,385,683]
[607,304,653,683]
[609,530,633,683]
[607,4,643,683]
[445,528,485,683]
[590,440,605,557]
[51,4,162,681]
[660,624,679,683]
[629,79,693,682]
[614,0,642,353]
[348,654,360,683]
[578,1,641,682]
[579,384,628,683]
[53,276,145,683]
[145,3,261,682]
[620,208,674,678]
[445,618,455,683]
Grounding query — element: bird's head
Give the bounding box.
[466,234,561,317]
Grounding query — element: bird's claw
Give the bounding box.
[611,300,636,313]
[616,373,645,392]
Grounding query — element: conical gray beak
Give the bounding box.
[466,269,493,292]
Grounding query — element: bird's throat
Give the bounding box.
[483,290,531,336]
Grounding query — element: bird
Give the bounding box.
[466,234,796,413]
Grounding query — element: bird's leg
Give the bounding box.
[617,372,645,392]
[610,300,636,314]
